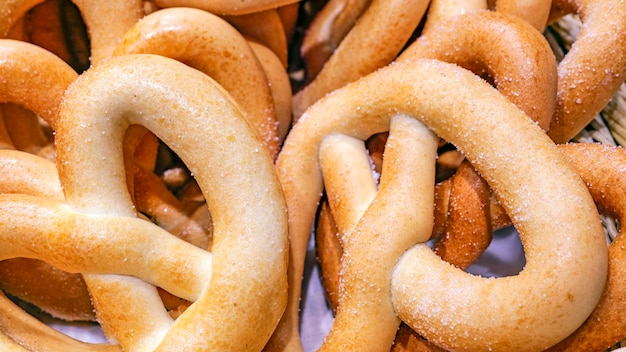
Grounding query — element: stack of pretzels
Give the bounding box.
[0,0,624,351]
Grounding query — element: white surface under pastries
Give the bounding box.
[47,226,524,351]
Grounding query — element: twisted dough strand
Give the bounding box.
[28,53,287,351]
[274,58,606,352]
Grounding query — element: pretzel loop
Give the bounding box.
[272,58,607,351]
[0,53,288,351]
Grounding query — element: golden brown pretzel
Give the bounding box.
[0,0,144,65]
[398,9,557,130]
[270,58,607,351]
[0,54,288,350]
[0,40,91,321]
[114,7,281,159]
[547,0,626,143]
[151,0,300,15]
[300,0,371,80]
[0,150,95,322]
[432,159,492,270]
[540,143,626,351]
[0,39,77,130]
[316,115,438,351]
[420,0,487,34]
[495,0,552,31]
[23,0,90,72]
[396,9,557,270]
[291,0,430,118]
[223,9,289,68]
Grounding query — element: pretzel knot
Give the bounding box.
[0,54,288,351]
[271,58,608,352]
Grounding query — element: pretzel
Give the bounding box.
[546,0,626,143]
[22,0,90,72]
[151,0,300,15]
[316,115,437,351]
[396,9,557,269]
[0,150,96,322]
[223,9,289,68]
[0,39,77,130]
[300,0,371,80]
[269,58,607,351]
[291,0,430,118]
[494,0,552,31]
[393,142,626,350]
[432,159,492,270]
[398,10,557,131]
[113,7,281,159]
[245,39,293,143]
[0,53,288,350]
[420,0,487,34]
[1,0,144,65]
[527,143,626,351]
[277,2,299,42]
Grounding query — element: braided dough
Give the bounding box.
[271,58,607,351]
[317,115,437,351]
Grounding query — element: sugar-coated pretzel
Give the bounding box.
[404,142,626,351]
[317,115,437,351]
[547,0,626,143]
[397,9,557,269]
[114,7,281,159]
[495,0,552,32]
[398,9,557,130]
[270,58,607,352]
[536,143,626,351]
[420,0,487,34]
[0,0,144,65]
[245,39,293,143]
[291,0,430,119]
[0,53,288,351]
[0,39,77,130]
[152,0,299,15]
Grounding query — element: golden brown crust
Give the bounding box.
[547,0,626,143]
[0,54,288,350]
[273,58,606,351]
[292,0,430,118]
[546,143,626,351]
[114,7,281,159]
[434,160,492,270]
[398,9,557,130]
